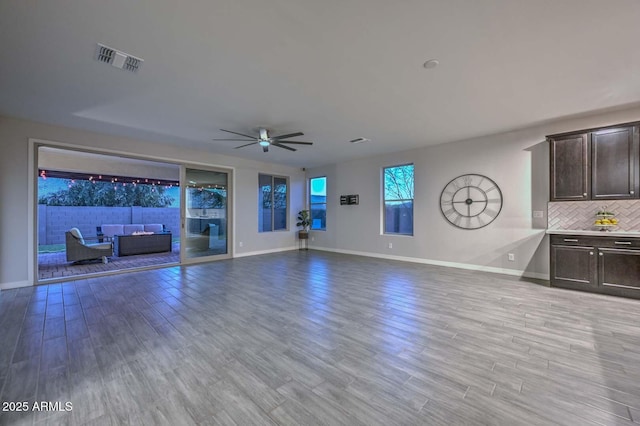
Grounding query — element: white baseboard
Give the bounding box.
[0,280,32,291]
[234,246,297,258]
[312,246,550,281]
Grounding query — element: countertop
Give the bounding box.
[546,229,640,237]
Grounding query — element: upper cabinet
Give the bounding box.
[550,132,590,200]
[592,126,638,199]
[549,123,640,201]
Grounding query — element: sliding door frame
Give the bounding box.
[29,138,236,285]
[180,164,234,265]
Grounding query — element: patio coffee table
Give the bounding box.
[113,233,172,256]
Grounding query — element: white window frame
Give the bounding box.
[258,173,289,232]
[309,176,327,231]
[382,163,414,236]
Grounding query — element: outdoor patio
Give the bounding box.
[38,241,180,280]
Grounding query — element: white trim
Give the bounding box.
[234,246,297,258]
[1,280,31,290]
[312,246,550,280]
[28,141,36,287]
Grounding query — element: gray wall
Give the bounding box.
[307,106,640,280]
[0,115,305,288]
[38,205,180,245]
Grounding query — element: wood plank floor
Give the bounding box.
[1,250,640,425]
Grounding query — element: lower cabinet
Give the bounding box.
[550,235,640,299]
[550,244,597,290]
[598,248,640,296]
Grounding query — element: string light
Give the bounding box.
[37,170,179,187]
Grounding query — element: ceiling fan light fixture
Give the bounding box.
[215,128,312,153]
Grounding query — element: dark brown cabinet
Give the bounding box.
[548,123,639,201]
[550,234,640,299]
[550,243,596,290]
[592,126,638,199]
[598,248,640,296]
[549,133,590,200]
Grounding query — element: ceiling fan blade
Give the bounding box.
[212,138,256,141]
[234,142,259,149]
[271,132,304,140]
[263,145,269,153]
[275,141,313,145]
[220,129,257,139]
[272,143,296,152]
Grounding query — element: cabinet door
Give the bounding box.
[550,245,597,290]
[549,133,590,201]
[592,125,639,199]
[598,248,640,298]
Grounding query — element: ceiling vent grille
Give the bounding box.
[349,137,370,144]
[95,43,143,73]
[124,56,142,72]
[96,45,115,64]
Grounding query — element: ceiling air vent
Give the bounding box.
[96,45,115,64]
[95,43,143,73]
[349,137,370,144]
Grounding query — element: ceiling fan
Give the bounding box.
[212,128,313,152]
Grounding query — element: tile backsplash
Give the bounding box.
[548,200,640,231]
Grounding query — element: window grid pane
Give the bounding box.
[273,177,287,231]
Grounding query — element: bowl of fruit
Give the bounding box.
[594,208,619,231]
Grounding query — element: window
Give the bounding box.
[259,174,288,232]
[309,176,327,230]
[383,164,414,235]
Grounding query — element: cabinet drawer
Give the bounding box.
[549,235,598,247]
[550,234,640,248]
[594,237,640,249]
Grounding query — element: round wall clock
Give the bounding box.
[439,174,503,230]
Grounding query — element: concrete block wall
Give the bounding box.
[140,207,180,235]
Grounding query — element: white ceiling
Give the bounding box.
[2,0,640,168]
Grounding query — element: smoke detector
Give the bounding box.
[95,43,143,73]
[349,137,370,144]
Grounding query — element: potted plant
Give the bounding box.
[296,209,310,240]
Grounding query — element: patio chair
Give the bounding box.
[65,228,113,263]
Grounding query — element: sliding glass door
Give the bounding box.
[181,167,231,262]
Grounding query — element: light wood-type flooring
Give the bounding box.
[1,250,640,425]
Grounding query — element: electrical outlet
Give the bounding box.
[239,241,243,248]
[533,211,544,218]
[388,242,393,249]
[508,253,515,261]
[311,236,315,241]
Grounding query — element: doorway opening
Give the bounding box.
[37,146,181,281]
